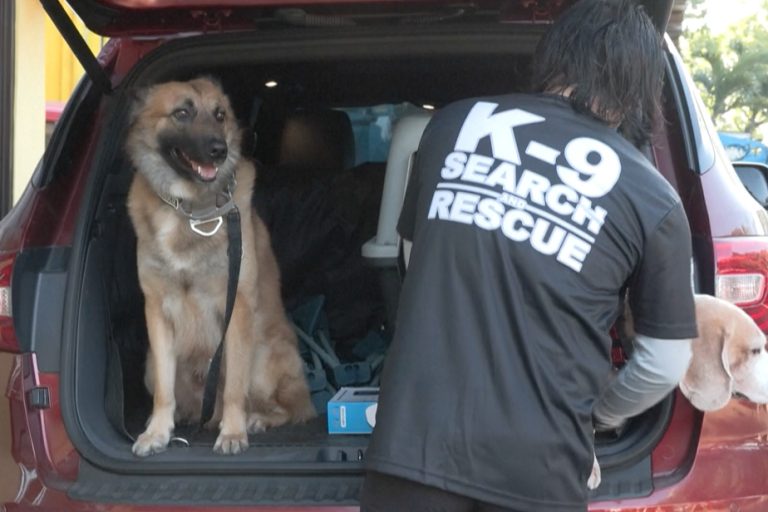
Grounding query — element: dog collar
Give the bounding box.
[157,180,237,237]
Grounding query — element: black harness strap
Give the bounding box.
[199,206,242,430]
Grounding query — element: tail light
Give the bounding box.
[0,253,19,353]
[714,237,768,331]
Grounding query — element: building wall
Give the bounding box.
[12,1,45,204]
[44,8,106,104]
[12,2,104,203]
[668,0,689,43]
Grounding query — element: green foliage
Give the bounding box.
[681,1,768,137]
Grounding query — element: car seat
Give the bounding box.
[361,112,432,327]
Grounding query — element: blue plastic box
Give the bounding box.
[327,387,379,434]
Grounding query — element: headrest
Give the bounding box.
[277,108,355,175]
[361,112,432,261]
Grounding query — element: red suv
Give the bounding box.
[3,1,768,510]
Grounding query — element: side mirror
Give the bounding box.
[733,162,768,209]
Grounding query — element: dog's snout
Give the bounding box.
[209,139,227,161]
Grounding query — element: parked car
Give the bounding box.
[719,132,768,164]
[3,0,768,510]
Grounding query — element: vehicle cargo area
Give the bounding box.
[62,26,696,502]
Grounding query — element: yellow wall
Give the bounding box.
[13,1,46,203]
[45,7,106,103]
[12,2,105,203]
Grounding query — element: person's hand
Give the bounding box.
[593,415,628,438]
[593,368,626,435]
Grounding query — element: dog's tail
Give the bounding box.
[278,372,318,422]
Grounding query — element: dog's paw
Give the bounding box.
[587,454,602,490]
[213,430,249,455]
[247,415,267,434]
[132,428,171,457]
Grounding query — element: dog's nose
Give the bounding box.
[209,139,228,161]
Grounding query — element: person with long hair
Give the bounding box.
[361,1,696,510]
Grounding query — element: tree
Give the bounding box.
[685,0,707,20]
[681,2,768,137]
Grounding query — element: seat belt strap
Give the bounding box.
[198,206,242,430]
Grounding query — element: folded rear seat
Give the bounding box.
[253,107,387,345]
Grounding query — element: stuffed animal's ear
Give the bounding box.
[680,304,733,411]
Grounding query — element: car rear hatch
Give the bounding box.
[49,0,673,95]
[64,0,674,36]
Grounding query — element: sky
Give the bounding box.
[698,0,764,33]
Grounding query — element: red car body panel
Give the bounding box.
[5,1,768,509]
[67,0,577,37]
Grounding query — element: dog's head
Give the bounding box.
[680,294,768,410]
[125,77,242,200]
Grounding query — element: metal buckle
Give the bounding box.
[189,216,223,237]
[169,436,190,448]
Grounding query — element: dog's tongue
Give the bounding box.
[195,163,218,181]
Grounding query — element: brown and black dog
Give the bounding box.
[125,77,315,457]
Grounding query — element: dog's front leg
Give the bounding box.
[133,296,177,457]
[214,296,251,455]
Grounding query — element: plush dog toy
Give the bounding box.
[589,294,768,490]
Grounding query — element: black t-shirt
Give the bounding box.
[365,94,698,511]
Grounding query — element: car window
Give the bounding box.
[340,103,426,165]
[735,166,768,206]
[665,40,717,174]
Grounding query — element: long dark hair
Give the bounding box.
[531,0,664,146]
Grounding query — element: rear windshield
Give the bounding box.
[340,103,427,164]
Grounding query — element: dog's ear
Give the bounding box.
[194,74,223,88]
[127,86,151,126]
[679,297,733,411]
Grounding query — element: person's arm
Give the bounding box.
[593,334,692,430]
[595,202,698,430]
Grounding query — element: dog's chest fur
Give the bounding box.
[128,175,236,354]
[148,208,229,275]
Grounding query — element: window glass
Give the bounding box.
[735,167,768,206]
[340,103,426,165]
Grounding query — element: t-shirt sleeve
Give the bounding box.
[628,202,698,339]
[396,154,421,241]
